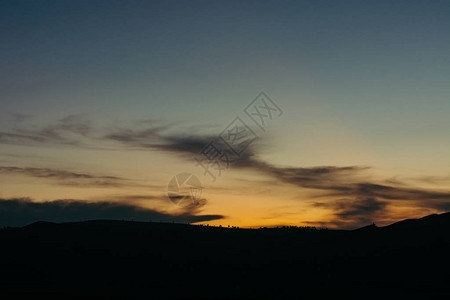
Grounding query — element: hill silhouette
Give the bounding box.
[1,213,450,298]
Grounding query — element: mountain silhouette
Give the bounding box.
[385,212,450,230]
[1,213,450,298]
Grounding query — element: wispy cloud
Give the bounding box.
[0,166,121,180]
[0,166,140,188]
[3,115,450,228]
[1,114,215,154]
[323,183,450,202]
[104,120,217,155]
[103,123,370,190]
[102,123,450,217]
[0,113,91,146]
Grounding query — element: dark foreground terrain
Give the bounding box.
[1,213,450,299]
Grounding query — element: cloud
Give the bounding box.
[225,145,450,227]
[226,144,450,208]
[102,123,450,210]
[0,198,224,227]
[323,183,450,203]
[0,166,121,180]
[3,115,450,228]
[335,197,387,218]
[0,115,215,154]
[106,126,370,191]
[306,182,450,228]
[313,197,388,229]
[0,132,49,144]
[0,166,139,188]
[0,114,91,146]
[103,123,375,193]
[236,159,369,191]
[104,125,216,155]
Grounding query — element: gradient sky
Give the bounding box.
[1,0,450,228]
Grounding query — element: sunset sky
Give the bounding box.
[1,0,450,228]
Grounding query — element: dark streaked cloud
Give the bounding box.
[0,166,122,180]
[313,197,388,229]
[0,198,224,227]
[0,166,139,188]
[104,124,370,187]
[235,158,370,190]
[104,123,374,191]
[308,183,450,228]
[324,183,450,203]
[335,197,387,219]
[0,132,49,144]
[6,116,450,209]
[3,116,450,228]
[103,124,450,206]
[0,114,91,146]
[1,115,215,154]
[104,125,215,155]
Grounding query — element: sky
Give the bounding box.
[1,0,450,228]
